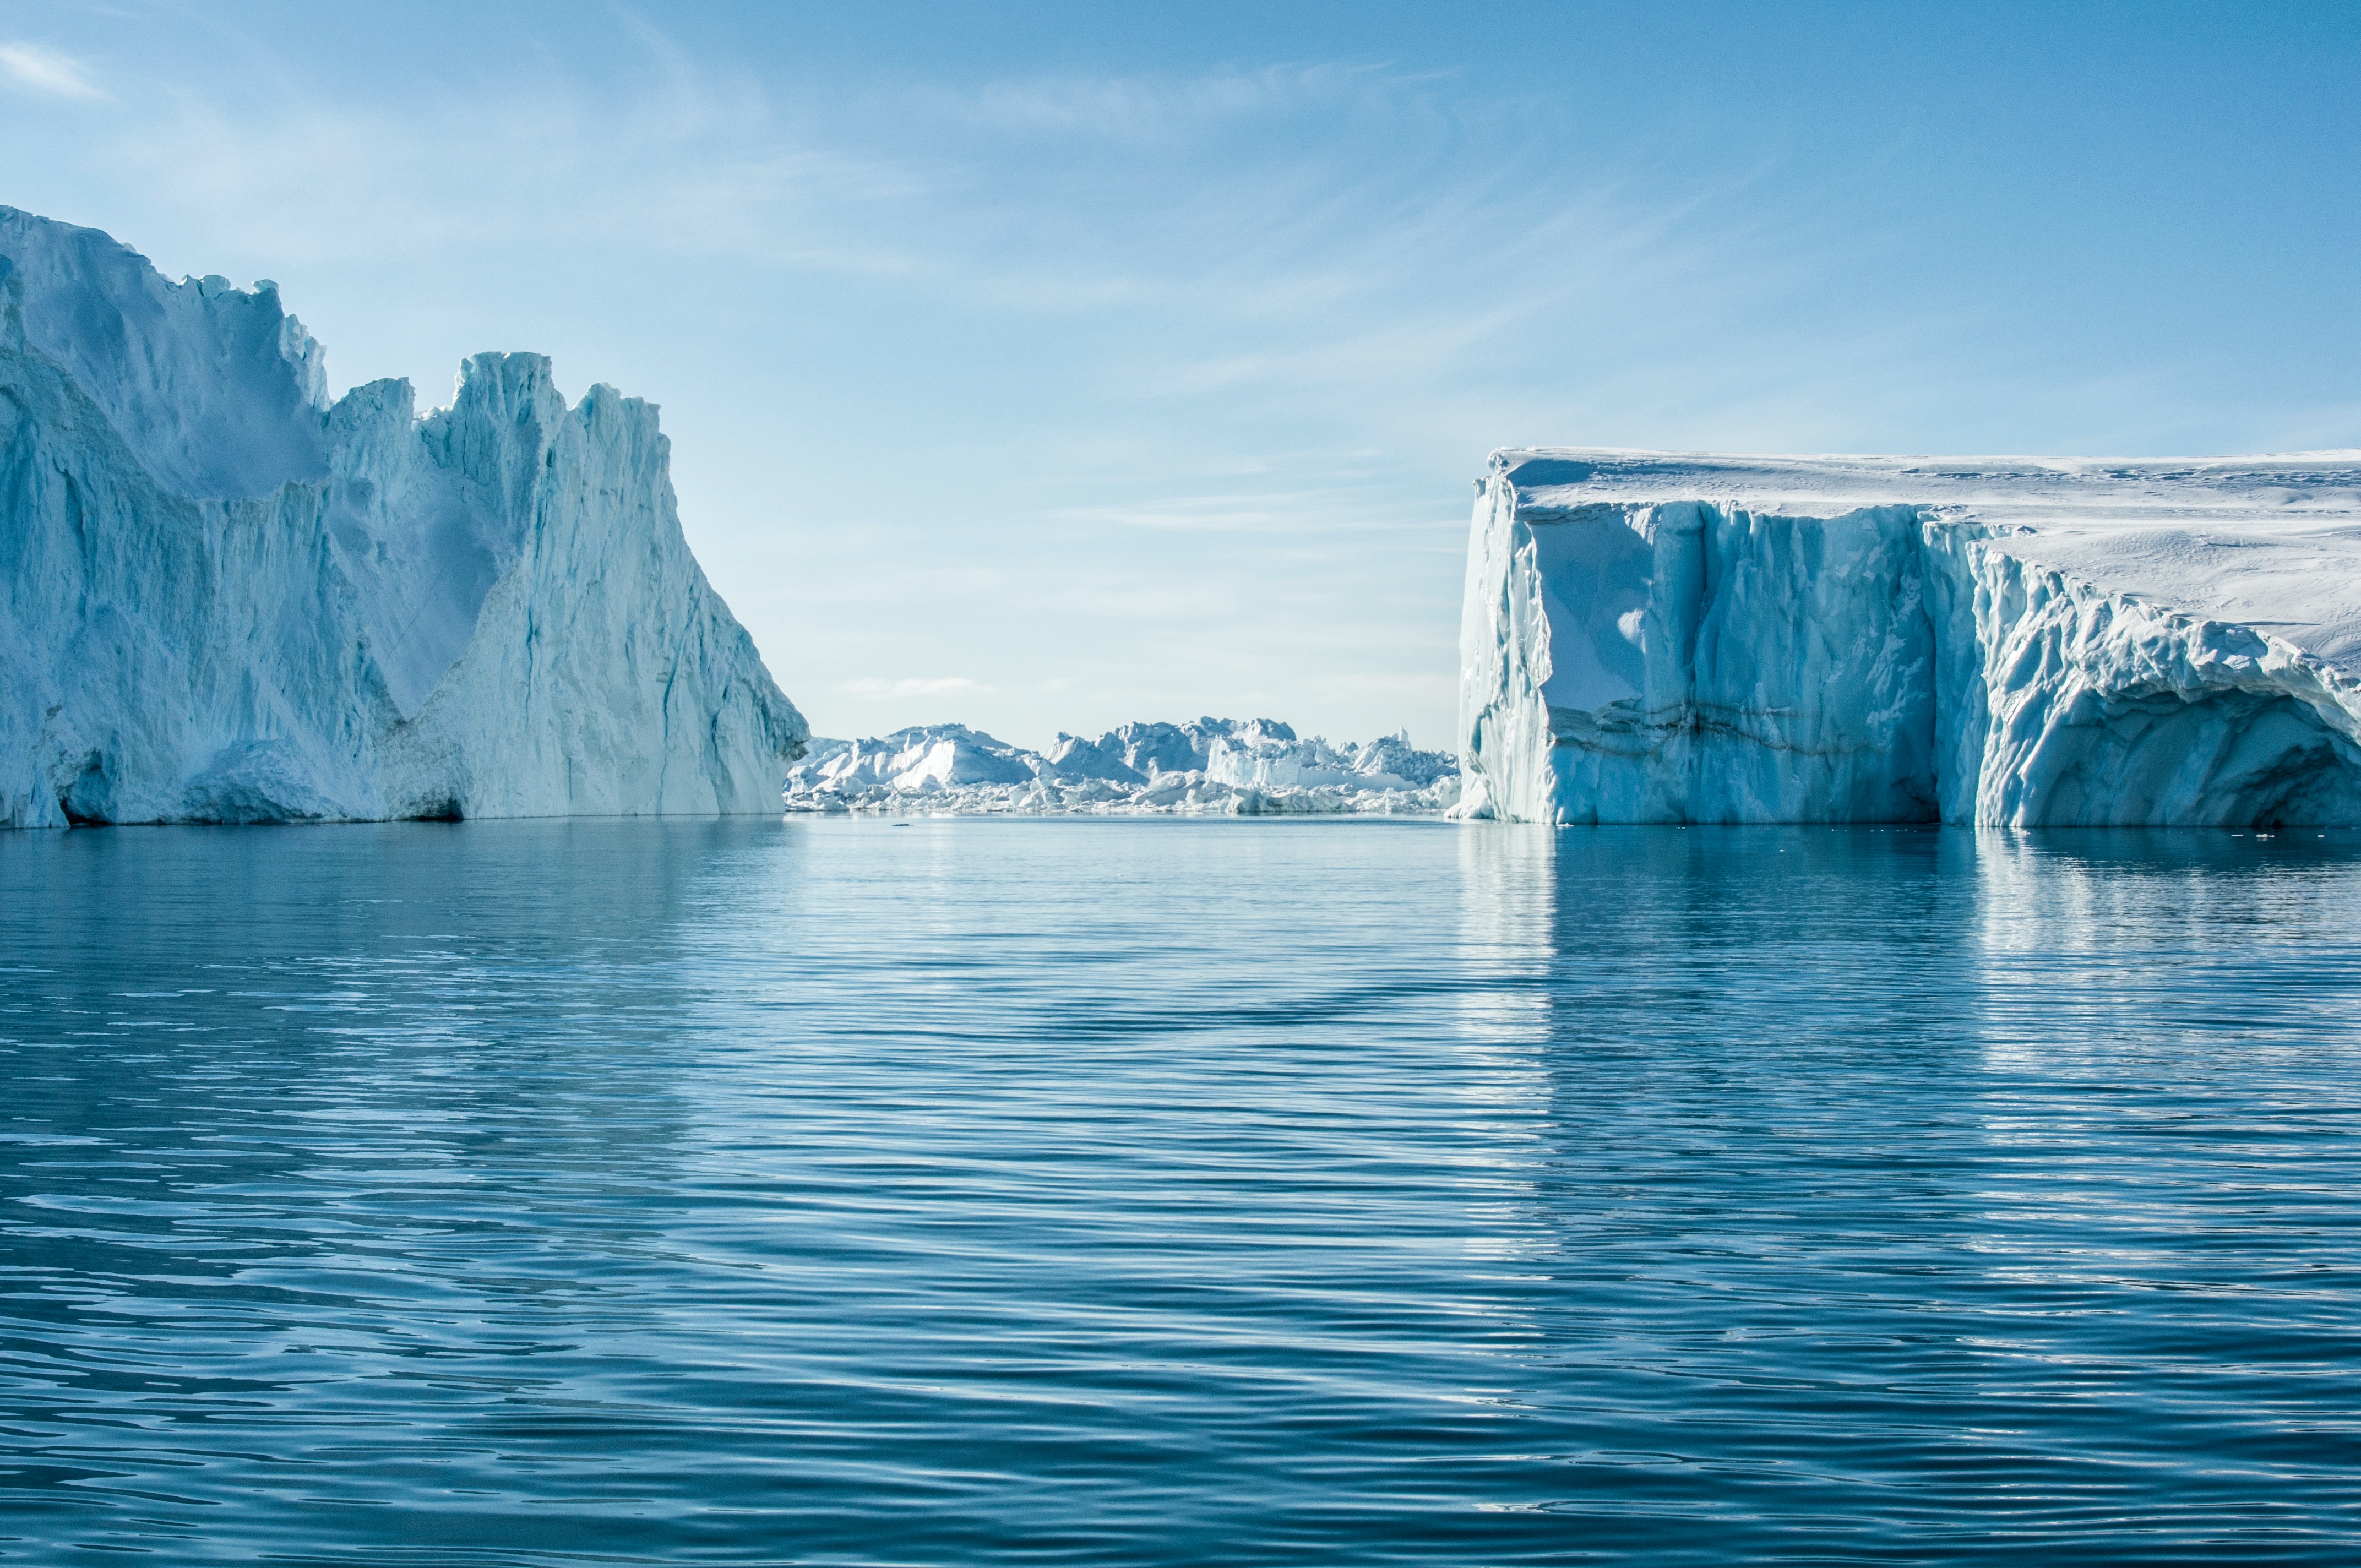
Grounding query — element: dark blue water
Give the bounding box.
[3,819,2359,1564]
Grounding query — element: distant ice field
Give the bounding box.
[4,818,2360,1564]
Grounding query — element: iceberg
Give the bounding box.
[784,718,1460,815]
[0,209,806,827]
[1457,449,2361,826]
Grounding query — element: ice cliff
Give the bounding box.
[1459,449,2361,826]
[0,209,805,827]
[784,718,1459,815]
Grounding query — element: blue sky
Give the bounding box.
[3,2,2356,749]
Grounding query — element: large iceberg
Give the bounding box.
[0,209,806,827]
[784,718,1460,815]
[1458,449,2361,826]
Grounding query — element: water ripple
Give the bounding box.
[2,819,2358,1562]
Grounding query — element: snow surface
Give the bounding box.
[1458,448,2361,826]
[1,209,806,827]
[784,718,1459,815]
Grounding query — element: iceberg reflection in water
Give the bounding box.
[2,819,2358,1562]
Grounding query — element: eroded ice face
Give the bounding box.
[0,208,806,829]
[0,207,329,500]
[1460,448,2361,827]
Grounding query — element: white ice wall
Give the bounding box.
[0,209,805,828]
[1458,449,2361,827]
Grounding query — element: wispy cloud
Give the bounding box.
[946,62,1370,141]
[843,677,987,697]
[0,42,105,101]
[1055,477,1440,535]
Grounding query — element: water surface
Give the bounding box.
[3,819,2358,1563]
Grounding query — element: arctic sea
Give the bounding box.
[3,818,2358,1565]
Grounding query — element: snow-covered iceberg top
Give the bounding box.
[1460,447,2361,826]
[784,718,1459,815]
[0,208,807,827]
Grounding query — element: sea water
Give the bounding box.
[2,818,2358,1564]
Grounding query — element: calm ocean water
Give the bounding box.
[2,818,2358,1564]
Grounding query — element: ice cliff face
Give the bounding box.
[0,209,805,827]
[785,718,1459,815]
[1459,449,2361,826]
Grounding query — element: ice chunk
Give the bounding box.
[1458,448,2361,826]
[797,725,1041,792]
[784,721,1460,816]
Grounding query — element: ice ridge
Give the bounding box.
[1458,448,2361,826]
[0,208,807,827]
[785,718,1459,815]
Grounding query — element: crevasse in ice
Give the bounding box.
[0,209,806,827]
[1457,449,2361,825]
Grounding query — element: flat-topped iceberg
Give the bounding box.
[1459,449,2361,826]
[0,209,806,827]
[785,718,1459,815]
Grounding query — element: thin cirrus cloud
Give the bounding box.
[944,61,1367,141]
[843,677,988,699]
[0,42,107,100]
[47,37,1767,410]
[26,21,881,273]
